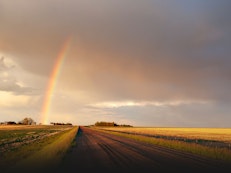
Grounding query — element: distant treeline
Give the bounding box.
[0,117,36,125]
[94,121,132,127]
[50,122,72,126]
[0,117,73,126]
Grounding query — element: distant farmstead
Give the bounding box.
[94,121,132,127]
[0,121,17,125]
[95,121,118,126]
[0,117,36,125]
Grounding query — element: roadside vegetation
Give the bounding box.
[92,126,231,163]
[0,125,78,172]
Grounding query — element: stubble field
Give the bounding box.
[0,125,78,173]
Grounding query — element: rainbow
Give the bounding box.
[40,37,72,125]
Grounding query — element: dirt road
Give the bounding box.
[57,126,230,173]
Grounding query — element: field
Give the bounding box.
[2,125,231,172]
[0,125,78,172]
[95,127,231,146]
[93,126,231,162]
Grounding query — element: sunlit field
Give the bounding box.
[93,126,231,162]
[96,127,231,143]
[0,125,78,172]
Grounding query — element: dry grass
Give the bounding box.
[0,125,55,130]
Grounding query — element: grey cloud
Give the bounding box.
[1,0,231,127]
[0,57,37,95]
[106,102,231,127]
[1,0,231,102]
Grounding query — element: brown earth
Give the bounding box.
[55,126,231,173]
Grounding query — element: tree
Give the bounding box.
[19,117,36,125]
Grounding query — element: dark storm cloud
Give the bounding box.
[0,0,231,102]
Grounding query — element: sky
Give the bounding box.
[0,0,231,127]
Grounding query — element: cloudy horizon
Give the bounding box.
[0,0,231,127]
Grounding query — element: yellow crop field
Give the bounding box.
[98,127,231,143]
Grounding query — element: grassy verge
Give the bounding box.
[92,127,231,163]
